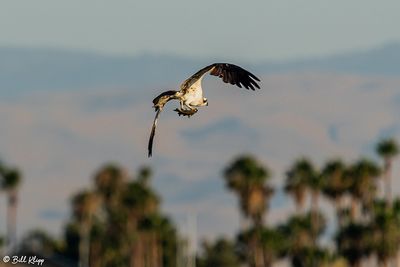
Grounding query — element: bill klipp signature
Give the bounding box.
[3,255,45,266]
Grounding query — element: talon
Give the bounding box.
[174,108,198,117]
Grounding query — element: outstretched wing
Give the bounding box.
[209,63,260,90]
[148,90,178,157]
[180,64,216,91]
[180,63,261,91]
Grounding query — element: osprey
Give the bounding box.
[148,63,261,157]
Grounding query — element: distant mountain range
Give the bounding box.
[258,42,400,75]
[1,43,400,96]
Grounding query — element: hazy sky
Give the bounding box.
[1,0,400,61]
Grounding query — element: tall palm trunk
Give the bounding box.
[311,190,319,246]
[350,197,360,222]
[261,244,273,267]
[89,238,101,267]
[383,159,392,207]
[7,191,17,252]
[128,219,143,267]
[335,197,344,226]
[151,232,162,267]
[131,236,144,267]
[294,189,306,214]
[251,208,265,267]
[79,222,90,267]
[252,235,265,267]
[263,250,273,267]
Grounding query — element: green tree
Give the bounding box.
[370,200,400,267]
[122,177,160,267]
[91,164,128,267]
[197,238,241,267]
[376,138,399,206]
[285,158,316,213]
[347,159,381,221]
[224,155,273,226]
[321,159,349,226]
[85,165,179,267]
[1,166,22,252]
[20,229,62,256]
[94,163,127,209]
[237,226,287,266]
[279,212,327,267]
[223,155,273,267]
[285,158,323,247]
[71,190,100,267]
[336,222,372,267]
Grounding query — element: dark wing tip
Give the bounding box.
[210,63,261,90]
[250,73,261,82]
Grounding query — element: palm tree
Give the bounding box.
[1,166,22,252]
[223,155,273,267]
[285,157,323,249]
[236,226,285,267]
[197,238,241,267]
[61,164,180,267]
[137,166,152,184]
[122,174,160,267]
[336,222,373,267]
[321,159,349,226]
[93,163,127,210]
[154,216,178,267]
[376,138,399,206]
[224,155,273,226]
[259,227,287,266]
[139,214,171,267]
[72,190,100,267]
[370,200,400,267]
[20,229,62,256]
[285,158,316,213]
[279,212,327,267]
[347,159,381,221]
[92,164,129,267]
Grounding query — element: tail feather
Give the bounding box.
[148,90,179,157]
[148,109,161,157]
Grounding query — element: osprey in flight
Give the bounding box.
[148,63,261,157]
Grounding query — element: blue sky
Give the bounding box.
[1,0,400,61]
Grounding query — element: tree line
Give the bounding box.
[197,138,400,267]
[1,138,400,267]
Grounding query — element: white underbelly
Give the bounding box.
[183,85,204,106]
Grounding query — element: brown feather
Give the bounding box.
[148,109,161,157]
[148,90,179,157]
